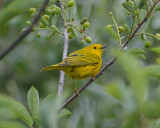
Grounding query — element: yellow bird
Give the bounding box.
[41,44,107,92]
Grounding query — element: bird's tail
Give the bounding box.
[40,64,60,72]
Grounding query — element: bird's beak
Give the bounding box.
[100,45,108,49]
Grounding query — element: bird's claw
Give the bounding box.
[93,77,97,81]
[74,88,80,96]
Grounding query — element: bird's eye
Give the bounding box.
[93,47,96,49]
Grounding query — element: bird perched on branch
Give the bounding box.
[41,44,107,92]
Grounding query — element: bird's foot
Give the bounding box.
[74,88,80,96]
[92,77,97,81]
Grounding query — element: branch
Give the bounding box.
[58,0,69,96]
[0,0,49,60]
[59,0,160,112]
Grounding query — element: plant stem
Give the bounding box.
[35,27,64,35]
[128,16,135,39]
[67,23,85,38]
[149,0,152,7]
[136,32,157,39]
[58,0,69,97]
[111,15,121,45]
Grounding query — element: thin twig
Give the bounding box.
[0,0,49,60]
[59,0,160,112]
[135,32,157,39]
[149,0,152,7]
[67,23,85,38]
[35,27,64,35]
[111,15,122,45]
[128,16,136,39]
[58,0,69,96]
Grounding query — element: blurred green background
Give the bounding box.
[1,0,160,128]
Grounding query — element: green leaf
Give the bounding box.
[0,121,27,128]
[127,48,146,54]
[40,17,49,26]
[51,25,60,33]
[52,15,59,25]
[141,34,147,41]
[124,24,130,34]
[117,52,146,106]
[40,93,57,128]
[0,95,33,127]
[71,28,77,37]
[126,16,133,28]
[12,103,33,127]
[156,58,160,64]
[122,111,141,128]
[48,31,56,40]
[105,26,119,40]
[58,108,71,119]
[138,0,147,8]
[105,82,125,101]
[139,12,152,31]
[154,3,160,12]
[127,48,146,60]
[0,0,43,27]
[155,6,160,12]
[151,47,160,54]
[41,93,57,105]
[142,101,160,119]
[122,2,135,15]
[142,65,160,78]
[0,108,16,120]
[135,54,146,60]
[27,86,40,126]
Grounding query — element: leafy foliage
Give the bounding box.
[1,0,160,128]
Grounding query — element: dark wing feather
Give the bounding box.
[58,51,100,66]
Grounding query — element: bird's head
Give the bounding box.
[84,44,107,56]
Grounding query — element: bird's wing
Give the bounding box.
[58,51,100,66]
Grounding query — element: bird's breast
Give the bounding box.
[65,62,102,79]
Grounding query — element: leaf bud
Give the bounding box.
[43,15,50,21]
[118,26,124,32]
[135,10,139,15]
[51,25,60,32]
[127,12,131,15]
[128,1,132,5]
[109,12,113,16]
[40,17,49,26]
[83,22,90,28]
[32,26,36,32]
[85,36,92,43]
[141,34,147,41]
[80,40,85,45]
[37,32,41,38]
[145,41,151,48]
[156,33,160,40]
[40,22,45,28]
[80,17,88,25]
[107,25,113,28]
[67,27,71,33]
[68,33,74,39]
[26,21,31,26]
[29,8,36,13]
[68,0,75,7]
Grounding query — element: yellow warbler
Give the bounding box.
[41,44,107,80]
